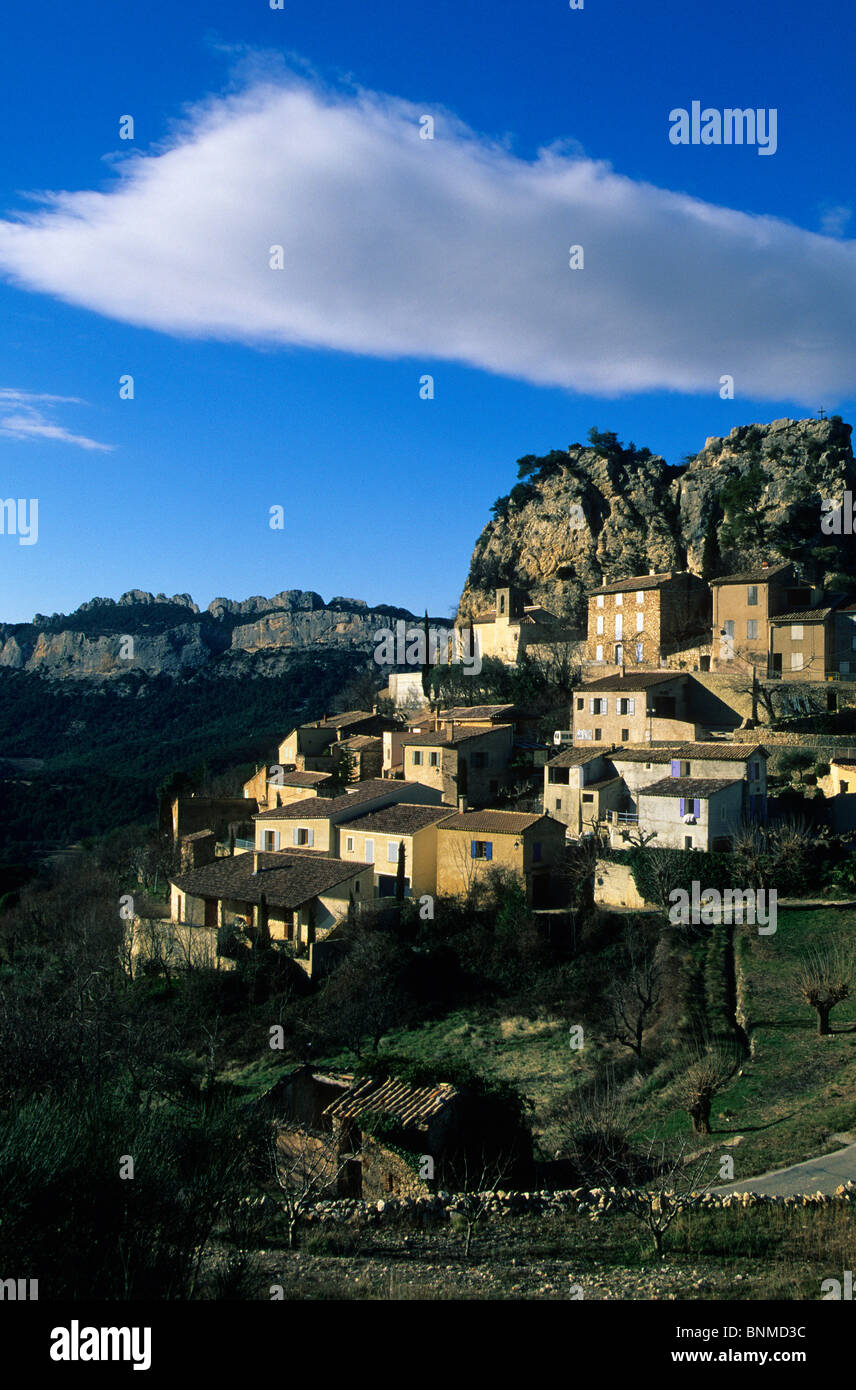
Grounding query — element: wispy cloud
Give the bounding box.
[0,389,113,451]
[819,204,852,238]
[0,74,854,401]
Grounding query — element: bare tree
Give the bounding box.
[592,1137,717,1260]
[603,927,662,1061]
[269,1123,353,1250]
[449,1151,515,1259]
[797,942,855,1035]
[673,1047,737,1134]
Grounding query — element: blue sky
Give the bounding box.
[1,0,854,624]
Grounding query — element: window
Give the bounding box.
[596,615,604,635]
[577,698,584,711]
[721,805,727,822]
[618,698,635,715]
[842,661,851,674]
[747,619,758,640]
[724,620,735,637]
[635,643,643,663]
[621,727,629,741]
[597,595,604,608]
[636,591,644,605]
[581,793,594,803]
[471,751,487,769]
[412,749,423,765]
[636,611,644,632]
[589,697,607,714]
[595,728,602,741]
[615,593,623,606]
[751,763,760,780]
[555,797,562,810]
[748,585,758,605]
[387,841,402,863]
[429,751,439,767]
[615,614,623,639]
[499,594,506,614]
[577,729,593,740]
[293,827,313,846]
[532,842,542,861]
[596,645,603,661]
[264,831,277,851]
[791,625,803,641]
[684,836,693,850]
[346,836,354,852]
[791,653,804,671]
[470,840,493,860]
[364,839,375,862]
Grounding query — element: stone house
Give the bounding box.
[572,673,703,745]
[396,724,516,807]
[631,776,745,852]
[542,747,624,835]
[585,571,710,669]
[243,767,338,812]
[331,734,383,782]
[769,598,846,681]
[253,779,443,854]
[435,809,565,907]
[335,802,450,899]
[832,603,856,679]
[709,562,812,672]
[277,710,396,772]
[168,850,374,948]
[609,743,768,822]
[456,586,578,666]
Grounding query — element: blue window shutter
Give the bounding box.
[693,799,701,818]
[470,840,477,859]
[679,797,686,816]
[670,760,680,777]
[485,842,493,861]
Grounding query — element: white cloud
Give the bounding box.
[0,75,854,401]
[819,204,852,238]
[0,389,113,451]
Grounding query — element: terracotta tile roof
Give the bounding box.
[547,746,614,767]
[274,770,335,787]
[639,776,742,799]
[590,571,679,595]
[307,709,379,729]
[709,563,791,586]
[437,810,554,834]
[612,742,768,763]
[399,725,513,748]
[254,780,431,821]
[337,735,382,749]
[442,704,517,721]
[344,803,452,834]
[769,599,846,623]
[577,672,683,693]
[324,1075,458,1130]
[169,851,364,910]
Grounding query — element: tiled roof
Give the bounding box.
[254,780,428,821]
[612,742,768,763]
[181,829,216,841]
[400,725,512,748]
[590,571,678,595]
[169,851,363,910]
[639,776,742,799]
[437,810,553,834]
[274,770,335,787]
[442,704,517,721]
[547,746,613,768]
[344,803,452,835]
[709,563,791,586]
[337,735,382,749]
[769,600,845,624]
[324,1075,458,1130]
[306,710,379,730]
[577,672,683,693]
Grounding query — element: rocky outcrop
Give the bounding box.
[0,591,451,681]
[459,417,856,623]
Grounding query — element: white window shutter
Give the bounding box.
[292,828,299,845]
[307,828,314,846]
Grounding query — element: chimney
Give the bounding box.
[252,852,260,874]
[458,794,468,813]
[761,561,769,570]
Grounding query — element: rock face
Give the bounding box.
[459,417,856,624]
[0,591,450,681]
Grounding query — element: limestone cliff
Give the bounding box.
[459,417,856,624]
[0,591,450,681]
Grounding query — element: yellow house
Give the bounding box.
[277,710,394,771]
[243,767,338,811]
[435,810,566,907]
[456,586,577,666]
[253,779,444,853]
[398,724,515,806]
[169,851,374,948]
[335,803,449,898]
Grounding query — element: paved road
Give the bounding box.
[715,1141,856,1196]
